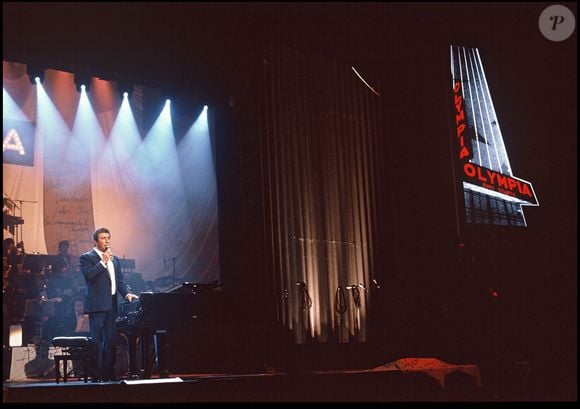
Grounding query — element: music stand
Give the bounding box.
[24,299,57,377]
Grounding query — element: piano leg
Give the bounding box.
[153,330,169,378]
[126,334,139,378]
[140,332,152,379]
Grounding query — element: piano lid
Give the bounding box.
[135,291,225,330]
[166,282,221,293]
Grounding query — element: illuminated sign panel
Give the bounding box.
[3,119,35,167]
[452,81,474,162]
[450,46,538,226]
[462,162,538,205]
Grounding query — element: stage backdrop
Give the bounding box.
[3,61,220,286]
[256,45,385,343]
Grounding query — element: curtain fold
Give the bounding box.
[261,45,384,343]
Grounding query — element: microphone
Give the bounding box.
[105,246,114,260]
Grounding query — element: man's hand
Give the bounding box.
[103,246,113,263]
[125,293,139,302]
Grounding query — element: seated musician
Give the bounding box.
[63,297,90,336]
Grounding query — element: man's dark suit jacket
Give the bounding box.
[79,249,130,314]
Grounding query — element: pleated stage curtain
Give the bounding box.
[259,45,385,343]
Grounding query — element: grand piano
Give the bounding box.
[116,283,272,378]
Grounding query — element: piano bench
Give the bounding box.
[52,336,94,384]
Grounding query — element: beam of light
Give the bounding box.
[119,99,190,279]
[37,70,98,254]
[90,86,168,278]
[177,106,214,210]
[110,94,142,164]
[176,106,220,283]
[36,76,78,252]
[36,75,75,160]
[5,64,221,285]
[72,83,105,165]
[3,88,31,121]
[143,99,179,170]
[90,88,151,262]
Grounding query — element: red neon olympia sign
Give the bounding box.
[451,81,538,206]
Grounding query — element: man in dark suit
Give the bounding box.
[79,227,138,381]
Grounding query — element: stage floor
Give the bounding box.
[4,353,574,402]
[4,369,485,402]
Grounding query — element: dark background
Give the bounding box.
[4,2,576,398]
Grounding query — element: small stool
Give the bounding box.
[52,336,94,383]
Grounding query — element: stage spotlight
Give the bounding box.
[26,63,44,85]
[117,80,133,100]
[74,72,92,93]
[192,104,206,120]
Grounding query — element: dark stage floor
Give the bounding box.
[6,365,576,403]
[3,345,576,402]
[4,370,485,403]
